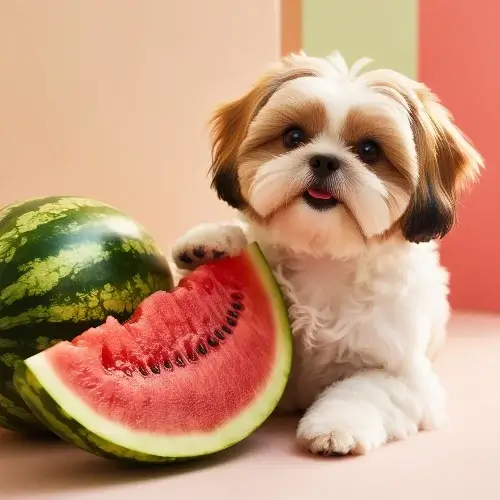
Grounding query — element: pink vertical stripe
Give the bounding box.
[419,0,500,312]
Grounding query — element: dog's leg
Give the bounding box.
[296,358,447,456]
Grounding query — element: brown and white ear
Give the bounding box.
[209,55,317,209]
[365,69,483,243]
[209,92,258,210]
[400,84,483,243]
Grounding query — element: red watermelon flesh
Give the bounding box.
[13,243,292,461]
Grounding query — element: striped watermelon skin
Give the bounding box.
[13,243,292,463]
[0,196,174,432]
[14,362,177,462]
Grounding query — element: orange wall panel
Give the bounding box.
[281,0,302,55]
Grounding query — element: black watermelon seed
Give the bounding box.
[164,359,173,370]
[197,344,207,355]
[193,246,205,258]
[187,351,198,362]
[227,309,238,318]
[139,366,149,376]
[232,302,244,311]
[222,325,232,334]
[150,365,161,374]
[124,369,133,377]
[175,356,185,367]
[227,317,237,327]
[207,336,219,347]
[214,329,225,340]
[231,292,244,301]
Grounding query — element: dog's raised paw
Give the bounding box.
[172,223,247,271]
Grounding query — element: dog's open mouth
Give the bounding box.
[303,188,339,211]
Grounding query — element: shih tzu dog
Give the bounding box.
[171,51,483,456]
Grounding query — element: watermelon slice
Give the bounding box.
[13,243,292,462]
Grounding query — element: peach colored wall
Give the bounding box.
[0,0,280,254]
[420,0,500,313]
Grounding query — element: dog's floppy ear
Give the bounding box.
[209,93,258,210]
[365,70,483,243]
[209,56,317,209]
[401,84,483,243]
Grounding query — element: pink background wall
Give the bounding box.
[420,0,500,312]
[0,0,280,254]
[2,0,497,312]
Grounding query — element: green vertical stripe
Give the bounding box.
[302,0,418,79]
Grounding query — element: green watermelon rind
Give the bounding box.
[14,362,175,463]
[13,243,292,462]
[0,196,174,432]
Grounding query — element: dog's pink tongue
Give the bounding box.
[307,188,332,200]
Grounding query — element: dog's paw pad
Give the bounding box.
[177,251,194,265]
[212,249,227,259]
[192,246,206,259]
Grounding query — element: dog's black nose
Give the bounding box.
[308,155,340,178]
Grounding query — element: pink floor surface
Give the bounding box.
[1,312,499,500]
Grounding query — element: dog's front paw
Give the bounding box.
[296,397,416,456]
[172,223,247,271]
[297,403,385,456]
[298,426,363,456]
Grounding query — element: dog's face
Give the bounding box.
[209,52,483,258]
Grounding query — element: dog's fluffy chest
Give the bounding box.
[274,250,406,350]
[267,242,447,411]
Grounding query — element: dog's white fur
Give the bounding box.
[172,222,448,455]
[170,51,482,456]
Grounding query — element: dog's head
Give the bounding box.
[209,51,483,257]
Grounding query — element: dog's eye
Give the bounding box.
[356,140,381,164]
[283,127,306,149]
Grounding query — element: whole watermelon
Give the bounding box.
[0,196,174,432]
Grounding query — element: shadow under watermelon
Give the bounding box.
[0,419,294,496]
